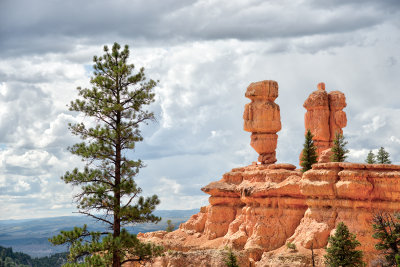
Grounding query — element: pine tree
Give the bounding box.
[376,147,392,164]
[224,247,239,267]
[165,220,175,232]
[324,222,365,267]
[372,212,400,265]
[365,150,376,164]
[330,132,349,162]
[49,43,163,267]
[300,129,318,172]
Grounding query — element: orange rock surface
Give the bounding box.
[138,162,400,266]
[302,83,347,158]
[243,80,281,164]
[138,163,306,265]
[286,162,400,265]
[317,148,334,163]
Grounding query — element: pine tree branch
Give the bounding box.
[122,193,138,209]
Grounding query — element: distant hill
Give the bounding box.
[0,245,67,267]
[0,209,198,257]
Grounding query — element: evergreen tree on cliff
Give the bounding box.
[365,150,376,164]
[376,147,392,164]
[49,43,163,267]
[372,212,400,266]
[300,129,318,172]
[324,222,365,267]
[330,132,349,162]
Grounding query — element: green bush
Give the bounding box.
[224,247,239,267]
[286,242,296,250]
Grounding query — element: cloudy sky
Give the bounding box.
[0,0,399,219]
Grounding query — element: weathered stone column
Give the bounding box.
[301,82,347,163]
[243,80,281,164]
[303,82,331,156]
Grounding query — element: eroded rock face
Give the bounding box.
[138,164,307,263]
[328,90,347,144]
[317,148,333,163]
[287,162,400,265]
[243,80,281,164]
[303,83,347,158]
[138,163,400,266]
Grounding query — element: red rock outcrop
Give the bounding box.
[136,80,400,267]
[138,162,400,266]
[317,148,334,163]
[138,163,307,265]
[302,83,347,158]
[243,80,281,164]
[285,162,400,265]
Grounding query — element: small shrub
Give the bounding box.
[287,242,296,250]
[165,220,175,232]
[224,247,239,267]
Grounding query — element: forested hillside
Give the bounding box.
[0,246,67,267]
[0,209,198,258]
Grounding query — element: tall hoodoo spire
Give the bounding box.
[243,80,281,164]
[302,82,347,159]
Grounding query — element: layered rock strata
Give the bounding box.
[243,80,281,164]
[138,163,307,265]
[303,82,347,158]
[286,162,400,265]
[138,163,400,266]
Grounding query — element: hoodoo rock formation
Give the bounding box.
[135,80,400,267]
[303,82,347,158]
[243,80,281,164]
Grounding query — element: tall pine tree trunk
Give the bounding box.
[113,92,122,267]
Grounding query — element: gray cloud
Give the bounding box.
[1,0,399,57]
[310,0,400,11]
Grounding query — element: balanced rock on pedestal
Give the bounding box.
[243,80,281,164]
